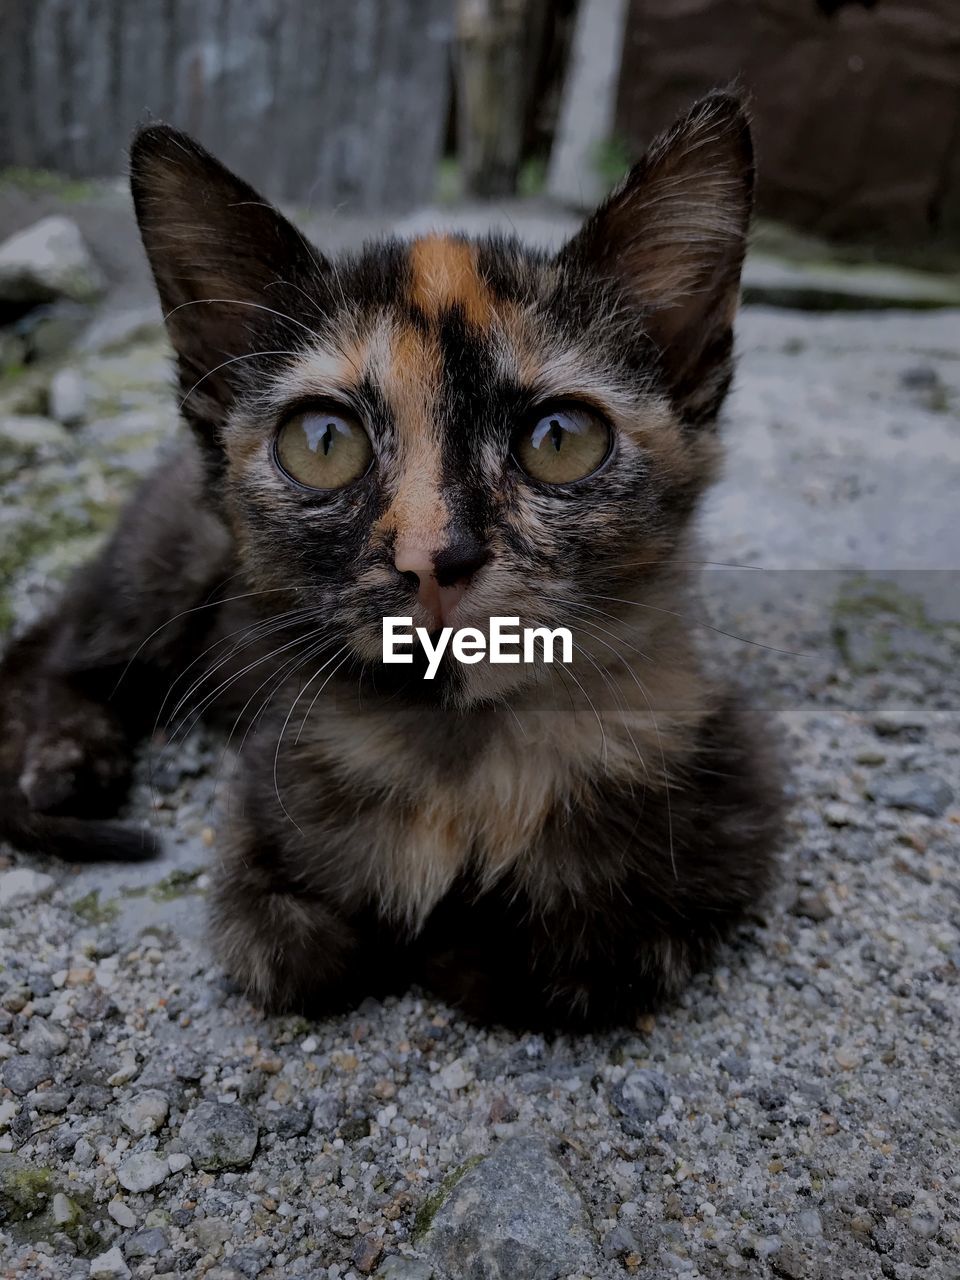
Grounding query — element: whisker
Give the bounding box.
[272,647,351,830]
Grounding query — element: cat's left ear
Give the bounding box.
[558,91,754,424]
[130,125,329,431]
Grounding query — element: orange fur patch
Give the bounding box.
[409,235,492,328]
[375,321,448,547]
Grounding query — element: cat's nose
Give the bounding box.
[394,537,489,627]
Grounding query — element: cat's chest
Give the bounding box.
[283,707,606,929]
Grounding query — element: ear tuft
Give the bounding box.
[130,125,327,432]
[559,91,754,424]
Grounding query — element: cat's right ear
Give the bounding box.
[557,91,754,425]
[130,125,329,429]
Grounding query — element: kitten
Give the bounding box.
[0,92,783,1028]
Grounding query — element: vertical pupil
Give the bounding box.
[549,419,563,452]
[321,423,334,456]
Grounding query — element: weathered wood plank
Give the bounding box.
[0,0,454,210]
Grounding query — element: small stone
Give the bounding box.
[869,775,953,818]
[823,801,857,827]
[124,1227,169,1259]
[872,707,927,737]
[263,1105,311,1138]
[2,1054,52,1096]
[107,1053,140,1087]
[52,1192,82,1226]
[167,1152,191,1174]
[612,1069,670,1135]
[419,1136,597,1277]
[180,1101,259,1171]
[0,216,105,305]
[48,368,88,426]
[792,890,832,922]
[34,1088,71,1114]
[835,1045,861,1070]
[89,1246,131,1279]
[900,365,939,389]
[353,1235,385,1273]
[436,1058,473,1091]
[108,1197,137,1228]
[19,1021,69,1057]
[117,1151,171,1192]
[376,1260,434,1280]
[118,1089,169,1137]
[0,869,55,907]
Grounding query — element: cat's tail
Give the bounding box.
[0,788,159,863]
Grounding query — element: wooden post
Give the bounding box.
[456,0,542,197]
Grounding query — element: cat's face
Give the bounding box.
[131,94,752,706]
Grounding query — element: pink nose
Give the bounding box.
[394,539,488,628]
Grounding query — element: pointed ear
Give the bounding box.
[558,92,754,424]
[130,125,328,430]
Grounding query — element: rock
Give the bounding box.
[0,868,55,907]
[180,1101,259,1171]
[0,216,104,306]
[118,1089,170,1136]
[167,1152,191,1174]
[0,1154,53,1220]
[353,1234,385,1273]
[611,1069,670,1134]
[2,1054,53,1096]
[19,1021,69,1057]
[78,305,163,354]
[108,1196,138,1228]
[872,707,927,737]
[48,368,88,426]
[418,1136,597,1279]
[377,1261,434,1280]
[900,365,939,390]
[117,1151,171,1192]
[89,1246,132,1279]
[868,775,953,818]
[125,1227,169,1259]
[51,1191,82,1226]
[792,890,832,922]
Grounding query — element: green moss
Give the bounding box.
[412,1155,485,1240]
[592,136,633,193]
[148,866,203,902]
[0,1157,55,1221]
[72,890,119,925]
[831,575,953,673]
[0,167,96,201]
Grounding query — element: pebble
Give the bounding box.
[89,1246,131,1280]
[108,1196,137,1228]
[872,707,927,737]
[868,775,954,817]
[0,868,55,907]
[612,1069,670,1135]
[118,1089,170,1136]
[2,1053,53,1096]
[117,1151,171,1192]
[125,1227,169,1259]
[179,1101,259,1170]
[48,367,89,425]
[375,1260,434,1280]
[420,1136,597,1278]
[19,1021,69,1057]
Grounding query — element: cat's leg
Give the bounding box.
[0,451,234,859]
[422,692,784,1029]
[208,797,402,1013]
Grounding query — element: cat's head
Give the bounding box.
[131,93,753,707]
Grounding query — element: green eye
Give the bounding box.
[514,406,611,484]
[275,409,373,490]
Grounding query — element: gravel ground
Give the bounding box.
[1,199,959,1279]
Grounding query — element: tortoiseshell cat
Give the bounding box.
[0,92,782,1027]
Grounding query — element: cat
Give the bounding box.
[0,91,783,1028]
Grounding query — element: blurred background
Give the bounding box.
[1,0,958,638]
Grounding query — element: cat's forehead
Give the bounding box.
[276,232,632,418]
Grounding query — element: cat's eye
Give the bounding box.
[513,406,611,485]
[274,408,373,490]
